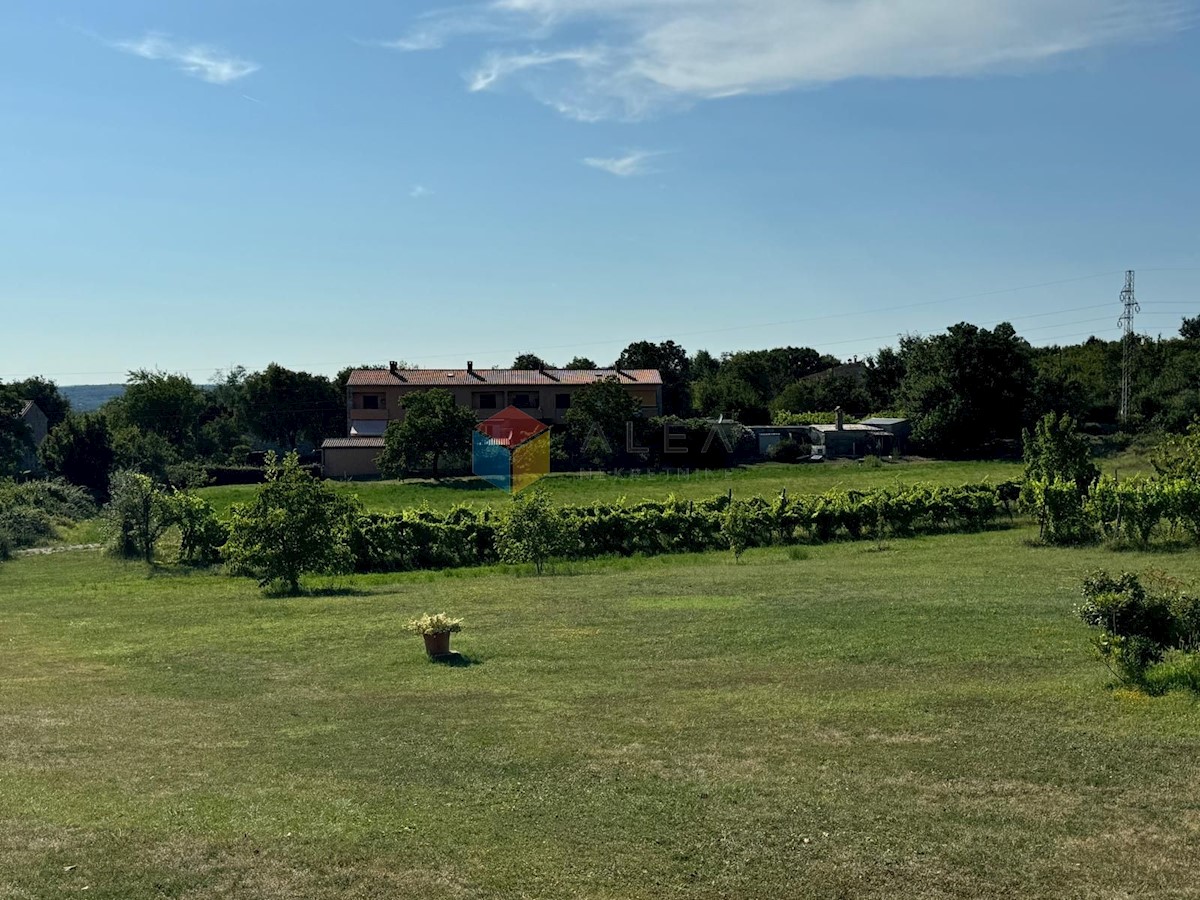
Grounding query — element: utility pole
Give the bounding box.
[1118,269,1139,425]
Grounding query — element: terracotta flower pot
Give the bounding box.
[423,632,451,657]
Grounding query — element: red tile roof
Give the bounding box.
[347,368,662,387]
[476,406,548,448]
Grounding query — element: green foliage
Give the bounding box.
[1021,478,1094,545]
[1151,419,1200,480]
[1022,412,1098,491]
[224,452,360,592]
[0,477,96,554]
[102,471,174,563]
[563,356,597,370]
[772,373,871,418]
[564,378,642,468]
[403,613,464,635]
[1078,570,1200,691]
[39,413,115,501]
[377,389,477,479]
[615,340,691,415]
[239,363,342,449]
[170,490,227,566]
[1182,315,1200,341]
[512,353,552,370]
[348,482,1011,575]
[900,322,1034,456]
[496,488,570,574]
[8,376,71,429]
[721,500,758,561]
[0,383,33,477]
[117,370,206,450]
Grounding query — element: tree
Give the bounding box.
[224,452,359,593]
[39,413,115,501]
[496,487,569,575]
[102,471,173,563]
[1022,412,1098,492]
[689,349,720,382]
[0,383,32,477]
[119,370,206,450]
[240,363,342,449]
[11,377,70,429]
[772,372,871,417]
[865,347,906,411]
[512,354,552,371]
[1181,316,1200,341]
[563,377,641,467]
[899,322,1034,456]
[615,340,690,414]
[377,389,477,479]
[563,356,597,370]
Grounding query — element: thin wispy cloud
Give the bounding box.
[113,33,259,85]
[582,150,662,177]
[410,184,433,199]
[386,0,1195,120]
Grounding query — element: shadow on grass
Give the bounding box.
[428,652,483,668]
[261,584,374,599]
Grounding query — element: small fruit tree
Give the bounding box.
[224,452,360,593]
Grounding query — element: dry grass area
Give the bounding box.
[2,528,1199,898]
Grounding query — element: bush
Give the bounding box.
[0,478,96,555]
[102,471,174,563]
[171,490,227,566]
[496,488,569,574]
[1078,570,1200,690]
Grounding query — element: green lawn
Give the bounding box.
[200,459,1028,517]
[2,529,1199,898]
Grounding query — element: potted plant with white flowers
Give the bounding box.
[404,613,463,658]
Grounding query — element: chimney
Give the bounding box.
[389,360,398,376]
[467,360,474,373]
[836,406,844,431]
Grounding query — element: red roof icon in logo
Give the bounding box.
[477,406,548,449]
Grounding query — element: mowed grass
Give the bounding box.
[200,459,1026,517]
[3,531,1199,898]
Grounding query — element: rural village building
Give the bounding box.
[322,362,663,477]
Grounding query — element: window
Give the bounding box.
[555,393,571,409]
[477,392,497,410]
[513,392,539,409]
[359,393,384,410]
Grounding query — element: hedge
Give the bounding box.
[347,481,1018,574]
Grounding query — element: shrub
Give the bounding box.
[171,490,227,566]
[1078,570,1200,690]
[496,488,569,574]
[102,471,173,563]
[224,452,360,593]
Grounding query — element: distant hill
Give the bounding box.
[61,384,125,412]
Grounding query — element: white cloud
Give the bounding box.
[392,0,1195,119]
[114,33,259,85]
[410,184,433,198]
[582,150,661,176]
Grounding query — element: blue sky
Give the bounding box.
[3,0,1199,384]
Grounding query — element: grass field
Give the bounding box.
[199,459,1028,517]
[3,528,1199,898]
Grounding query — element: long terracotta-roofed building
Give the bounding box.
[322,361,663,477]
